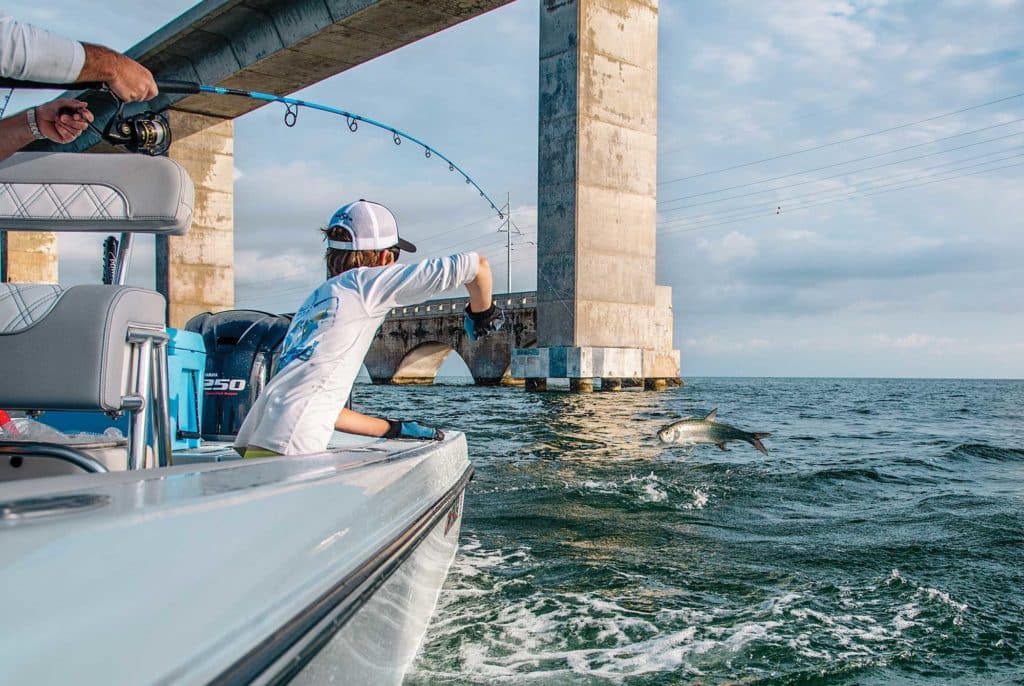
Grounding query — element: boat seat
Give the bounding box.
[0,284,165,411]
[0,151,193,234]
[0,152,195,475]
[0,283,167,477]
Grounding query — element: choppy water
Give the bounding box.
[357,377,1024,684]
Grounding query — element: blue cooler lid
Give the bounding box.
[168,328,206,355]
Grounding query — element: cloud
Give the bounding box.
[698,231,757,263]
[693,48,759,84]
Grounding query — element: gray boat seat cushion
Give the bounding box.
[0,152,194,235]
[0,284,165,411]
[0,283,62,333]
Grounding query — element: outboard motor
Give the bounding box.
[185,310,292,441]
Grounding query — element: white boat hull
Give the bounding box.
[0,433,470,685]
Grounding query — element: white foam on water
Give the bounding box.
[892,604,921,631]
[573,479,620,493]
[453,537,532,578]
[561,472,676,505]
[766,592,803,616]
[885,568,968,623]
[684,487,709,510]
[919,586,969,613]
[625,472,669,503]
[420,554,972,683]
[421,583,809,683]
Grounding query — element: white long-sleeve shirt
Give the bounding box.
[0,13,84,83]
[234,252,481,456]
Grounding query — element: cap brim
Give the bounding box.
[397,237,417,253]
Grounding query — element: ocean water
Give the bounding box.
[356,377,1024,685]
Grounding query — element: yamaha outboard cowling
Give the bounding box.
[185,310,292,440]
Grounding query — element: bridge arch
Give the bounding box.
[365,292,537,385]
[393,342,457,385]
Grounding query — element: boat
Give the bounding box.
[0,151,470,684]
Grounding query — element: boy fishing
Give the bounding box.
[234,199,502,457]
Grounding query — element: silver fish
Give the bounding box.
[657,408,771,456]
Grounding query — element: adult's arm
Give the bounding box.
[78,44,157,101]
[0,98,92,161]
[0,15,156,101]
[0,14,85,82]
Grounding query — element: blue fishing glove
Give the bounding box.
[463,303,505,341]
[385,419,444,441]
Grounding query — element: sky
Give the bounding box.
[3,0,1023,378]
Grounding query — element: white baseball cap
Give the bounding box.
[325,199,417,253]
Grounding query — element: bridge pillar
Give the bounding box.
[513,0,680,390]
[0,231,57,283]
[158,111,235,328]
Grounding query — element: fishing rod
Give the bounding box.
[0,77,505,218]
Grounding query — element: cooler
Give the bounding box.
[167,328,206,450]
[38,328,206,451]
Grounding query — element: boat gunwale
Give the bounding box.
[0,435,465,514]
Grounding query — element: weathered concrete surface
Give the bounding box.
[364,292,536,385]
[158,111,234,328]
[0,231,57,283]
[529,0,680,384]
[50,0,517,153]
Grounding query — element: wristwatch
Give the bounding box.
[26,108,47,140]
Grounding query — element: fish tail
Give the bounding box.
[750,433,771,456]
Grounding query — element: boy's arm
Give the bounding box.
[361,252,485,316]
[334,408,443,440]
[465,255,493,313]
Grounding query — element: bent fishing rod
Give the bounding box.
[0,77,505,218]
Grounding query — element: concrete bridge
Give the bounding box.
[367,292,536,385]
[5,0,683,391]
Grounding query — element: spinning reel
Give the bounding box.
[55,88,172,156]
[99,95,171,156]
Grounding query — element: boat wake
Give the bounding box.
[410,542,985,685]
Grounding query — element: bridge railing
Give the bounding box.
[386,291,537,320]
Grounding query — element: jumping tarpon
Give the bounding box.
[657,408,771,456]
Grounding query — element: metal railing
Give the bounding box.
[386,291,537,320]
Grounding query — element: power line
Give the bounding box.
[658,132,1024,219]
[657,90,1024,187]
[657,156,1024,237]
[411,212,501,244]
[658,145,1024,230]
[659,149,1024,232]
[657,116,1024,208]
[419,223,536,260]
